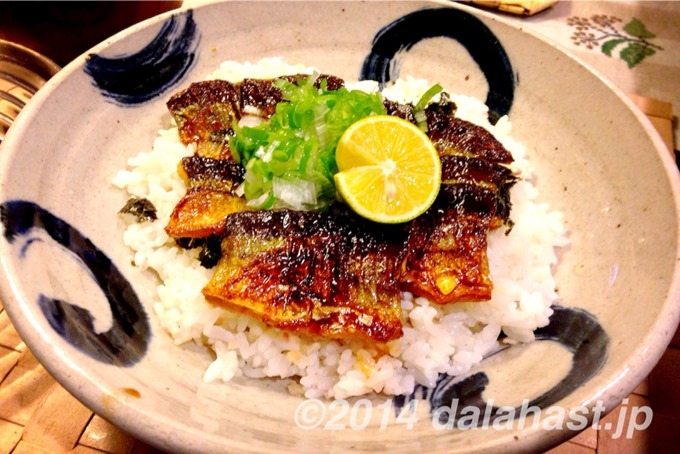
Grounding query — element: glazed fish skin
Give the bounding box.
[440,155,517,227]
[426,106,513,164]
[239,74,344,117]
[383,99,417,124]
[202,210,404,342]
[167,80,241,159]
[400,183,496,303]
[238,77,292,118]
[166,188,248,238]
[385,95,512,164]
[165,156,247,238]
[179,155,245,191]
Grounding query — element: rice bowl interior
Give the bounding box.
[112,58,568,400]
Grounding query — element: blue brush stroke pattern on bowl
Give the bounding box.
[361,7,515,124]
[393,306,609,423]
[84,10,199,105]
[0,200,149,366]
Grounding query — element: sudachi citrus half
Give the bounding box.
[334,115,441,224]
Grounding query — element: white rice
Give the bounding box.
[112,58,568,399]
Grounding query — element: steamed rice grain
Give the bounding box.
[112,58,567,399]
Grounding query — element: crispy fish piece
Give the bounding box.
[428,114,514,164]
[399,183,496,303]
[383,99,418,124]
[202,210,404,342]
[387,95,512,164]
[165,156,247,238]
[166,189,248,238]
[440,155,516,228]
[167,75,345,159]
[240,75,344,117]
[167,80,241,159]
[395,99,516,303]
[177,155,245,191]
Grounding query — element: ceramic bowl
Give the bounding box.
[1,1,678,452]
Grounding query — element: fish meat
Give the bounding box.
[440,154,516,228]
[165,156,247,238]
[391,97,516,303]
[166,80,241,160]
[399,182,497,303]
[202,209,405,342]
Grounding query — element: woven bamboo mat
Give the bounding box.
[0,96,675,453]
[0,299,161,453]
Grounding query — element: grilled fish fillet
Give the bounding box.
[165,156,247,238]
[166,80,241,160]
[393,97,516,303]
[202,210,405,342]
[399,182,496,303]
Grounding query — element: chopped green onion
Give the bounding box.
[414,110,428,133]
[414,83,444,132]
[415,83,444,111]
[230,75,386,210]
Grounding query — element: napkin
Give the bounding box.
[463,0,559,16]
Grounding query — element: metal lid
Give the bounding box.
[0,39,61,143]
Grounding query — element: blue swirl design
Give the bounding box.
[84,9,199,105]
[361,7,515,124]
[394,306,609,424]
[0,200,150,366]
